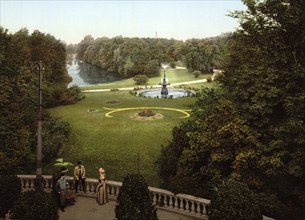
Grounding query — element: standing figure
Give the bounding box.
[74,160,86,193]
[56,173,68,212]
[96,167,108,205]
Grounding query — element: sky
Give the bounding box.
[0,0,246,44]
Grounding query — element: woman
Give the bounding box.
[96,167,108,205]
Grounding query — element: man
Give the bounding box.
[74,160,86,193]
[56,173,68,211]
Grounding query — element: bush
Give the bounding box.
[207,77,212,82]
[209,180,262,220]
[11,190,58,220]
[115,174,158,220]
[193,70,201,78]
[133,74,149,85]
[0,175,21,219]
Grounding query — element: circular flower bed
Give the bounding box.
[130,109,163,121]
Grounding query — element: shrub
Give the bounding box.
[193,70,201,78]
[11,190,58,220]
[207,77,212,82]
[115,174,158,220]
[0,175,21,219]
[133,74,149,85]
[209,180,262,220]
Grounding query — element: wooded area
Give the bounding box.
[76,34,229,77]
[0,28,81,174]
[158,0,305,219]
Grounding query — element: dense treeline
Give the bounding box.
[77,34,229,78]
[158,0,305,219]
[0,27,81,173]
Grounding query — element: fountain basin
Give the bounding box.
[138,88,194,98]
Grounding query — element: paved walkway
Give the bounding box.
[59,196,200,220]
[82,79,207,93]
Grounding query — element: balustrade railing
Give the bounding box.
[17,175,209,219]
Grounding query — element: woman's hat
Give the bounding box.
[99,168,105,173]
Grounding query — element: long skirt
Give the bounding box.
[97,184,108,205]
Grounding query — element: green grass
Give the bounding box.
[80,68,212,90]
[47,69,216,187]
[47,91,196,187]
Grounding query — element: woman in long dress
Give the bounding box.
[96,167,108,205]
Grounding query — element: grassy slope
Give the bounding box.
[48,91,196,186]
[47,67,216,186]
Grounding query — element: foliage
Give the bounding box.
[208,180,261,220]
[157,121,196,192]
[115,174,158,220]
[222,0,305,217]
[42,116,71,163]
[77,36,229,78]
[193,70,201,78]
[158,0,305,219]
[158,88,264,196]
[181,39,217,73]
[0,27,73,173]
[133,74,149,85]
[11,190,58,220]
[144,60,159,77]
[0,175,21,218]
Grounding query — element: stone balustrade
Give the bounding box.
[17,175,209,219]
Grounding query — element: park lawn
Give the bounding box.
[80,68,212,90]
[47,91,196,187]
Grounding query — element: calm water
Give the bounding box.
[67,55,123,87]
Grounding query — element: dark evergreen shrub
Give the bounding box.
[115,174,158,220]
[10,190,58,220]
[209,180,262,220]
[0,175,21,218]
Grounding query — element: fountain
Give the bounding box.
[160,63,170,96]
[137,63,194,98]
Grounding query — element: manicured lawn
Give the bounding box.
[80,68,212,90]
[47,91,196,187]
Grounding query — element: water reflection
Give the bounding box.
[67,55,123,87]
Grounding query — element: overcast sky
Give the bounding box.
[0,0,246,44]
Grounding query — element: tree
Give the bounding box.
[222,1,305,216]
[115,174,158,220]
[209,180,261,220]
[144,59,159,77]
[181,39,216,73]
[0,27,74,173]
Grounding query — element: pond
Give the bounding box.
[67,55,124,87]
